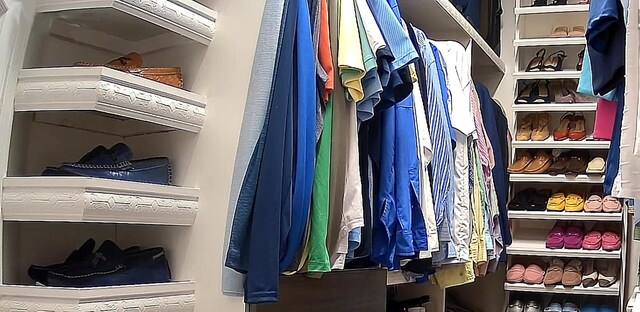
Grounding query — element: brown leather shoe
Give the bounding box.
[508,152,533,173]
[544,258,564,285]
[524,150,553,173]
[565,150,590,174]
[562,259,583,286]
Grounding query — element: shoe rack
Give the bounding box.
[506,0,627,311]
[0,0,218,310]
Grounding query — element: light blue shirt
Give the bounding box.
[366,0,418,71]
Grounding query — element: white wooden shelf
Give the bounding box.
[509,174,604,183]
[15,67,207,135]
[508,210,624,221]
[515,4,590,15]
[0,282,195,311]
[509,239,621,259]
[2,177,198,226]
[36,0,217,52]
[513,70,582,80]
[504,282,620,296]
[627,287,638,312]
[514,37,586,47]
[513,103,597,112]
[512,138,610,149]
[0,0,7,17]
[387,270,416,286]
[399,0,505,75]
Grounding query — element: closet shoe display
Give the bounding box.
[550,80,574,103]
[46,240,171,287]
[582,230,602,250]
[568,114,586,141]
[517,114,536,141]
[565,150,589,174]
[28,238,96,286]
[577,50,584,71]
[585,194,604,212]
[561,259,582,286]
[561,303,579,312]
[526,49,546,71]
[568,26,585,37]
[525,301,541,312]
[531,113,551,141]
[602,196,621,212]
[547,152,570,175]
[582,259,598,287]
[543,258,564,285]
[596,260,618,287]
[75,52,184,88]
[509,188,535,210]
[524,150,552,173]
[564,193,585,212]
[542,51,567,71]
[602,231,621,251]
[524,264,545,284]
[508,152,534,173]
[54,157,172,185]
[544,303,562,312]
[546,223,566,248]
[586,157,606,174]
[509,300,525,312]
[42,143,133,176]
[516,83,538,104]
[563,223,584,248]
[547,192,566,211]
[507,264,526,283]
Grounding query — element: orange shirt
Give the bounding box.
[319,0,334,102]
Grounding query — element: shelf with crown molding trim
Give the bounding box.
[514,37,586,47]
[36,0,217,53]
[515,4,590,15]
[508,210,623,222]
[512,137,611,149]
[508,229,622,259]
[509,173,604,183]
[0,282,196,312]
[504,281,619,296]
[513,70,582,80]
[14,67,207,136]
[1,177,198,226]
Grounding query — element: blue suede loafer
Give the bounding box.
[56,157,171,185]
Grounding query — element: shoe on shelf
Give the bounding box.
[550,80,574,103]
[553,113,574,141]
[509,188,536,210]
[544,258,564,285]
[550,26,569,37]
[548,152,572,176]
[596,260,619,287]
[602,231,621,251]
[561,259,583,286]
[54,157,172,185]
[508,152,534,173]
[542,51,567,71]
[531,0,548,6]
[46,240,171,287]
[586,157,606,174]
[563,79,596,103]
[561,302,579,312]
[516,113,536,141]
[524,150,553,173]
[516,82,537,104]
[602,195,622,212]
[582,259,598,287]
[568,113,587,141]
[507,264,526,283]
[531,113,551,141]
[547,192,566,211]
[509,300,525,312]
[28,238,96,286]
[568,26,586,37]
[565,150,589,174]
[525,300,541,312]
[565,193,585,212]
[585,194,604,212]
[577,49,585,71]
[544,303,562,312]
[582,230,603,249]
[564,223,585,247]
[42,143,133,176]
[550,0,567,4]
[524,264,545,284]
[526,49,546,72]
[546,223,566,248]
[597,305,616,312]
[531,80,553,103]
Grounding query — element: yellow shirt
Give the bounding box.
[338,0,365,101]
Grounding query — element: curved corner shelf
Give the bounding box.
[513,71,582,80]
[509,174,604,183]
[508,239,621,259]
[512,138,610,149]
[513,103,597,112]
[2,177,198,226]
[515,4,590,15]
[36,0,217,52]
[0,282,195,311]
[400,0,505,75]
[514,37,586,47]
[508,210,623,222]
[504,282,619,296]
[15,67,207,135]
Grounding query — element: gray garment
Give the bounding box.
[356,68,382,122]
[222,0,286,296]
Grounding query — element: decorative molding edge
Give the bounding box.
[2,177,198,226]
[14,67,207,133]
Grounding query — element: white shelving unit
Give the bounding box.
[36,0,218,53]
[0,282,196,311]
[513,103,597,112]
[506,2,626,310]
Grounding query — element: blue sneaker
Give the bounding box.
[43,143,133,175]
[46,240,171,287]
[56,157,171,185]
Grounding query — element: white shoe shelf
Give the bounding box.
[15,67,207,135]
[506,2,627,307]
[37,0,217,53]
[2,177,199,226]
[0,282,195,312]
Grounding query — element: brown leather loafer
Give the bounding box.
[524,150,553,173]
[508,152,534,173]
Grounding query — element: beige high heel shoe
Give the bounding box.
[516,113,535,141]
[531,113,551,141]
